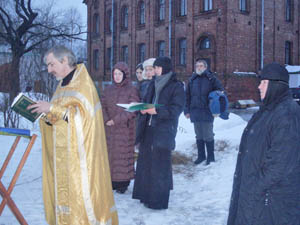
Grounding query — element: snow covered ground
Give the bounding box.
[0,112,248,225]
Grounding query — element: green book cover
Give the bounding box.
[11,93,42,122]
[117,102,163,112]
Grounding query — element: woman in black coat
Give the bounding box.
[227,62,300,225]
[132,56,185,209]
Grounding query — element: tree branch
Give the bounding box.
[0,7,16,43]
[27,0,35,16]
[15,0,27,22]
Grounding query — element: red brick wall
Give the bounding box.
[84,0,300,102]
[219,74,260,102]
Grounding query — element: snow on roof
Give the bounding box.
[285,65,300,73]
[233,71,257,76]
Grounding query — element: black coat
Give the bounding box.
[133,73,185,209]
[184,70,223,122]
[136,73,185,150]
[137,79,151,100]
[227,94,300,225]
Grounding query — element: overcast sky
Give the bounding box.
[56,0,87,23]
[34,0,87,25]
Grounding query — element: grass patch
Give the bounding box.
[172,151,193,165]
[172,151,195,178]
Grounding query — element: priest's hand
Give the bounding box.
[27,101,51,114]
[106,120,115,126]
[141,107,157,115]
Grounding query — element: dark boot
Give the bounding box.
[194,140,206,165]
[205,140,215,165]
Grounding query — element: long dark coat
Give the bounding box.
[133,73,185,209]
[101,77,140,182]
[137,79,151,100]
[227,94,300,225]
[184,70,223,122]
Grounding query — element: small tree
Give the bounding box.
[0,0,86,102]
[0,0,86,127]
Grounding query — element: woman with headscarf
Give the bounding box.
[102,62,140,193]
[132,56,185,209]
[135,63,147,100]
[227,62,300,225]
[136,58,156,100]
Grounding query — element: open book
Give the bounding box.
[117,102,163,112]
[11,93,44,122]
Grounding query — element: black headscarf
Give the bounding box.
[262,80,289,106]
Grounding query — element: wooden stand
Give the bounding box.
[0,134,37,225]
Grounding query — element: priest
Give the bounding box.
[28,46,118,225]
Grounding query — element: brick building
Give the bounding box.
[83,0,300,102]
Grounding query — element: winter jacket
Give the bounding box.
[184,70,223,122]
[101,77,140,182]
[227,93,300,225]
[135,73,185,150]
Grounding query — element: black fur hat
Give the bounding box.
[259,62,289,84]
[153,56,172,75]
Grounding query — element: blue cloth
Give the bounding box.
[0,127,30,136]
[208,91,229,120]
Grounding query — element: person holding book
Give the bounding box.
[132,56,185,209]
[27,46,118,225]
[101,62,140,194]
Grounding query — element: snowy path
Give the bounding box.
[0,114,246,225]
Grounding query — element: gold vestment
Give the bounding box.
[40,64,118,225]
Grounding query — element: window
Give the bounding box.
[157,41,165,57]
[203,0,213,11]
[106,10,113,33]
[240,0,247,12]
[107,47,112,69]
[285,41,292,65]
[179,38,186,65]
[138,43,146,63]
[138,1,145,25]
[121,46,129,63]
[93,49,99,70]
[121,6,129,29]
[179,0,187,16]
[93,13,100,34]
[200,37,211,49]
[158,0,165,21]
[285,0,292,22]
[93,0,99,9]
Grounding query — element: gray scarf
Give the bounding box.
[154,71,173,104]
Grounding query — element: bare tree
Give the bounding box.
[0,0,86,102]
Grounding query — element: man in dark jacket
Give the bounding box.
[227,62,300,225]
[184,59,224,165]
[133,56,185,209]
